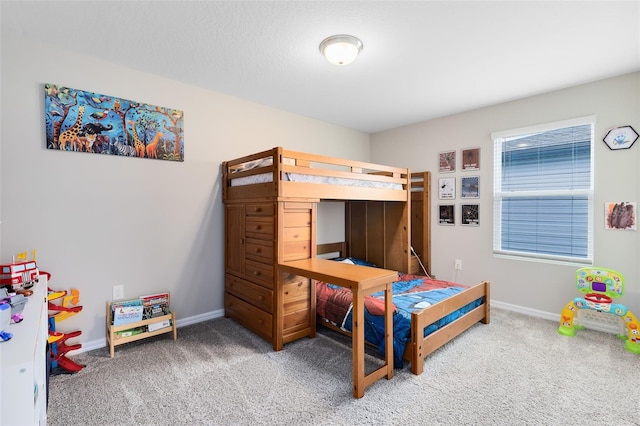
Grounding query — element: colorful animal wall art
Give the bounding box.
[45,84,184,162]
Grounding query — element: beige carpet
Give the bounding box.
[48,308,640,425]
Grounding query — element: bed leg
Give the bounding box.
[482,281,491,324]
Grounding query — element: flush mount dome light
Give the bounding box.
[319,34,363,66]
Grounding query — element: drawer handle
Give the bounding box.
[255,207,262,212]
[254,248,262,253]
[255,225,262,230]
[254,271,261,276]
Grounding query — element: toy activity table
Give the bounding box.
[558,267,639,354]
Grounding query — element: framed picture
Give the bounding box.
[461,176,479,198]
[603,126,638,150]
[461,204,480,226]
[605,202,636,230]
[438,177,456,200]
[439,150,456,173]
[44,83,185,161]
[462,147,480,170]
[439,204,455,225]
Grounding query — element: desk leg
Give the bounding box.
[352,289,365,398]
[384,283,394,380]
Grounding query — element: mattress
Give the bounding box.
[229,157,403,190]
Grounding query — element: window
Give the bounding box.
[492,116,594,264]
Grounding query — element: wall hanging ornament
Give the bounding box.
[602,125,638,150]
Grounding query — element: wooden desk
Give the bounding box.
[278,258,397,398]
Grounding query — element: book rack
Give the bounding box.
[106,300,177,358]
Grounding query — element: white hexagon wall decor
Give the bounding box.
[603,125,638,150]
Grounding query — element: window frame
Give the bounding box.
[491,116,595,265]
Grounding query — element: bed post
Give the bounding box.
[482,281,491,324]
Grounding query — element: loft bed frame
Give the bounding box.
[317,242,490,376]
[222,147,432,274]
[223,146,413,272]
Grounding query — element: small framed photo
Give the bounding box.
[461,176,479,198]
[461,147,480,170]
[461,204,480,226]
[438,177,456,200]
[439,204,455,225]
[605,202,636,230]
[439,150,456,173]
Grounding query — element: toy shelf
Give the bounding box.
[106,301,177,358]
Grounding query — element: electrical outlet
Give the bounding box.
[113,285,124,300]
[454,259,462,270]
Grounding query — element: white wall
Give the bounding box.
[371,72,640,317]
[0,38,369,346]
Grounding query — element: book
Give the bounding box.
[111,298,144,326]
[148,319,171,332]
[114,326,147,339]
[139,292,170,320]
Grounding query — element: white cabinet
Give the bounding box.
[0,275,48,425]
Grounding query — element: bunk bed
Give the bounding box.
[222,147,490,395]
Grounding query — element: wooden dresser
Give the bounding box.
[224,200,317,350]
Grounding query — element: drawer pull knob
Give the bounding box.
[254,271,261,276]
[255,248,262,253]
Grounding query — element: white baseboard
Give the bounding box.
[69,308,226,355]
[490,299,621,335]
[490,300,560,322]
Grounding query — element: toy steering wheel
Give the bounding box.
[584,293,612,304]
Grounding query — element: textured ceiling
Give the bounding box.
[2,1,639,133]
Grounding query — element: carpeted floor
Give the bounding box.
[48,308,640,425]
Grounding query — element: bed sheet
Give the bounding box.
[316,271,483,369]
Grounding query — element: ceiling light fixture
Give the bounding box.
[319,34,363,66]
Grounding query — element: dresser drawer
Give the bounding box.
[246,203,275,216]
[283,202,314,210]
[283,212,312,227]
[245,259,274,288]
[246,217,274,239]
[246,238,274,263]
[225,292,272,340]
[283,226,311,243]
[282,278,310,303]
[225,274,273,313]
[283,308,311,335]
[282,241,311,261]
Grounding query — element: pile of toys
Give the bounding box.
[0,250,39,342]
[1,250,85,373]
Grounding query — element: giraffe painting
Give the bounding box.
[58,106,85,151]
[45,83,184,161]
[145,132,164,159]
[128,120,146,158]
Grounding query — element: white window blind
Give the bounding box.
[492,116,594,264]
